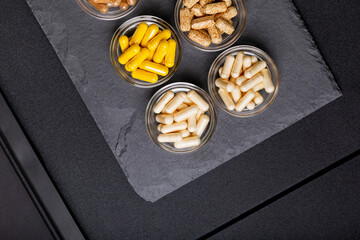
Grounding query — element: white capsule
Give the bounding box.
[174,136,201,149]
[254,92,264,105]
[177,103,189,111]
[156,114,174,125]
[246,101,255,110]
[231,86,241,103]
[215,78,234,92]
[253,82,265,92]
[218,88,235,111]
[195,114,210,137]
[235,90,255,112]
[164,92,186,114]
[174,105,199,123]
[187,90,209,112]
[242,55,252,71]
[251,55,258,64]
[240,73,264,92]
[220,55,235,79]
[161,121,188,133]
[153,91,174,114]
[177,129,190,138]
[187,114,197,132]
[261,68,275,93]
[157,133,183,142]
[236,75,247,86]
[231,51,244,78]
[244,60,267,79]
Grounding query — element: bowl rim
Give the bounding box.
[208,45,280,117]
[174,0,247,52]
[145,82,217,153]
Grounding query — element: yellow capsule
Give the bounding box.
[130,22,148,45]
[141,24,159,47]
[125,48,150,72]
[139,60,169,76]
[147,29,171,51]
[118,44,140,65]
[147,47,156,61]
[165,39,176,68]
[119,35,129,52]
[153,40,169,63]
[132,69,158,83]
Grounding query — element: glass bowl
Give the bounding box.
[76,0,141,20]
[208,45,279,117]
[174,0,246,52]
[110,16,182,88]
[146,82,217,153]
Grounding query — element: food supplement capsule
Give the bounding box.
[125,48,150,72]
[235,90,255,112]
[141,24,159,47]
[180,8,194,32]
[153,91,174,113]
[161,121,188,133]
[221,0,232,7]
[188,30,211,47]
[174,136,201,149]
[215,18,234,35]
[130,22,148,45]
[156,114,174,125]
[196,110,204,120]
[231,51,244,78]
[118,44,140,65]
[178,129,190,138]
[220,55,235,79]
[184,0,199,8]
[119,35,129,52]
[177,103,189,111]
[187,90,209,112]
[218,88,235,111]
[242,55,252,71]
[218,67,223,77]
[207,26,222,44]
[174,105,199,123]
[191,16,215,30]
[252,82,265,92]
[215,78,234,92]
[246,101,256,110]
[139,60,169,76]
[147,47,156,61]
[157,133,182,143]
[89,0,109,14]
[131,69,158,83]
[187,114,197,132]
[204,2,227,15]
[152,40,169,63]
[191,3,205,17]
[165,39,176,68]
[235,75,247,86]
[119,2,128,11]
[157,124,163,132]
[215,6,237,21]
[164,92,187,114]
[107,0,121,7]
[199,0,215,7]
[93,0,111,3]
[251,55,258,64]
[231,86,241,103]
[254,92,264,105]
[127,0,136,6]
[240,73,264,92]
[244,60,267,79]
[147,30,171,51]
[195,114,209,137]
[260,68,275,93]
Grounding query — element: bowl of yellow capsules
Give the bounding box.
[110,16,182,88]
[146,82,217,153]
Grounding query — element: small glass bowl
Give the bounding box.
[208,45,279,117]
[174,0,246,52]
[76,0,141,20]
[110,16,182,88]
[146,82,217,153]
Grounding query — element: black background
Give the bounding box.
[0,0,359,239]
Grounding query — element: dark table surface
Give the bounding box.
[0,0,359,239]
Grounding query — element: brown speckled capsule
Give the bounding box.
[215,18,234,35]
[221,0,232,7]
[207,26,222,44]
[203,2,227,15]
[217,19,232,34]
[199,0,215,7]
[188,29,212,47]
[180,8,194,32]
[190,3,205,17]
[184,0,199,8]
[215,6,238,21]
[191,15,215,30]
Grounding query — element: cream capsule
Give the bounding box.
[177,103,189,111]
[164,92,186,114]
[195,114,209,137]
[240,73,264,92]
[215,18,234,35]
[186,90,209,112]
[180,7,194,32]
[174,136,201,149]
[235,90,255,112]
[157,124,163,132]
[251,55,258,64]
[157,133,182,143]
[184,0,199,8]
[119,35,129,52]
[196,110,204,120]
[242,55,252,71]
[191,3,205,17]
[191,16,215,30]
[139,60,169,76]
[174,105,199,123]
[207,26,222,44]
[246,101,255,110]
[183,96,193,105]
[218,88,235,110]
[132,69,158,83]
[203,2,227,15]
[187,114,197,132]
[141,24,159,47]
[260,69,275,93]
[161,121,188,133]
[218,67,223,77]
[147,30,171,51]
[215,78,234,92]
[215,6,237,20]
[118,44,140,65]
[231,51,244,78]
[231,86,241,103]
[236,75,247,86]
[220,55,235,79]
[153,91,175,114]
[178,129,190,138]
[254,92,264,105]
[244,60,267,79]
[156,114,174,125]
[188,30,211,47]
[125,48,150,72]
[165,39,176,68]
[153,40,169,63]
[130,22,148,45]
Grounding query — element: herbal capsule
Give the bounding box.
[89,0,108,14]
[231,86,241,103]
[164,92,187,114]
[178,130,190,138]
[107,0,120,7]
[93,0,111,3]
[139,60,169,76]
[218,88,235,111]
[191,16,215,30]
[119,35,129,52]
[157,124,163,132]
[153,40,169,63]
[231,51,244,78]
[220,55,235,79]
[244,60,267,79]
[125,48,150,72]
[243,55,252,71]
[215,78,234,92]
[147,30,172,51]
[254,92,264,105]
[240,73,264,92]
[251,55,258,64]
[153,91,174,114]
[199,0,215,7]
[246,101,255,110]
[157,133,182,143]
[161,121,188,133]
[174,136,201,149]
[156,114,174,125]
[141,24,159,47]
[174,105,199,123]
[253,82,265,92]
[215,18,234,35]
[130,22,148,45]
[187,90,209,112]
[177,103,189,111]
[187,114,197,132]
[165,39,176,68]
[184,0,199,8]
[131,69,158,83]
[261,69,275,93]
[207,26,222,44]
[235,90,255,112]
[118,44,140,65]
[221,0,232,7]
[180,7,194,32]
[215,6,237,20]
[188,30,211,47]
[236,75,247,86]
[191,3,205,17]
[218,67,223,77]
[195,114,209,137]
[203,2,227,15]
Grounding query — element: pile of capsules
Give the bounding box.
[180,0,237,47]
[154,90,210,149]
[88,0,136,14]
[216,52,275,112]
[118,22,177,83]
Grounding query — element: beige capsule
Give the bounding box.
[188,29,212,47]
[191,3,205,17]
[215,78,234,92]
[178,129,191,138]
[199,0,215,6]
[183,96,193,104]
[196,110,204,120]
[183,0,199,8]
[191,16,215,30]
[218,67,223,77]
[220,54,235,79]
[235,75,247,86]
[157,133,183,143]
[221,0,232,7]
[242,55,252,71]
[203,2,227,15]
[207,26,222,44]
[153,91,175,114]
[231,86,241,103]
[254,92,264,105]
[156,114,174,125]
[244,60,267,79]
[174,105,199,123]
[164,92,186,114]
[246,101,256,110]
[177,103,189,111]
[251,55,258,64]
[218,88,235,111]
[187,114,197,132]
[215,6,237,21]
[187,90,210,112]
[235,90,255,112]
[241,73,264,92]
[174,136,201,149]
[157,124,163,132]
[195,114,210,137]
[252,82,265,92]
[161,121,188,133]
[215,18,234,35]
[180,8,194,32]
[260,68,275,93]
[231,51,244,78]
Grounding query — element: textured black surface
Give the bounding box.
[0,0,359,239]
